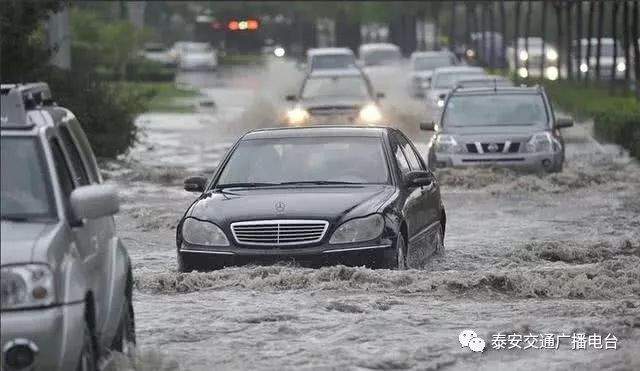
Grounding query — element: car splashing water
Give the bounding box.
[106,59,640,370]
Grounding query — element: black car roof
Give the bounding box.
[243,125,391,139]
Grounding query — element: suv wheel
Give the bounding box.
[111,272,136,358]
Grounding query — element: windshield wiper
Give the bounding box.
[215,182,279,189]
[277,180,363,186]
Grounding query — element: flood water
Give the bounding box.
[105,57,640,371]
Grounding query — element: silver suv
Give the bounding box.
[421,85,573,172]
[1,83,135,371]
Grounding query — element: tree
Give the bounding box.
[585,0,595,83]
[524,0,533,75]
[513,1,521,83]
[610,1,619,92]
[0,0,67,81]
[540,0,548,77]
[633,0,640,100]
[595,0,605,81]
[565,1,573,80]
[449,1,456,52]
[553,1,563,80]
[623,1,631,85]
[576,0,583,82]
[499,1,507,71]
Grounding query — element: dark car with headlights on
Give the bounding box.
[177,126,446,271]
[284,68,385,126]
[421,85,573,172]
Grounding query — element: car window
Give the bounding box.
[443,94,548,127]
[50,139,75,198]
[301,76,369,99]
[392,138,411,173]
[59,127,90,186]
[433,72,486,89]
[414,56,454,71]
[1,137,55,219]
[311,54,356,70]
[396,133,424,171]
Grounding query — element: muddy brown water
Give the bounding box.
[105,59,640,371]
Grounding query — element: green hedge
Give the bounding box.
[542,81,640,159]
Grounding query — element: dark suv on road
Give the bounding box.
[421,85,573,172]
[1,83,135,371]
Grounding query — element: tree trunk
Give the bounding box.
[623,0,631,85]
[524,0,532,75]
[586,0,595,83]
[450,1,456,52]
[554,2,563,80]
[433,3,441,50]
[541,0,548,78]
[514,1,521,83]
[633,0,640,100]
[465,1,472,48]
[480,2,486,64]
[566,1,573,80]
[499,1,507,69]
[489,2,495,68]
[576,0,583,82]
[610,1,619,93]
[595,0,605,81]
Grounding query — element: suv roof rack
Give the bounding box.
[1,83,54,129]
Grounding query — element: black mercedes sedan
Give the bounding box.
[176,126,446,271]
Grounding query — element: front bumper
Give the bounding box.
[434,151,562,171]
[1,302,84,371]
[180,238,394,262]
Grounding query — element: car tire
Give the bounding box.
[111,271,136,358]
[381,234,407,270]
[76,318,98,371]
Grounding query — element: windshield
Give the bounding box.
[414,56,454,71]
[442,94,548,127]
[184,43,211,53]
[433,72,486,89]
[301,76,369,99]
[362,49,401,66]
[216,137,390,186]
[311,54,356,70]
[1,137,55,220]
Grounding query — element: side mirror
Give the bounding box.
[421,78,431,89]
[403,170,434,188]
[438,93,447,100]
[555,117,574,128]
[285,94,297,102]
[70,185,119,220]
[419,121,435,131]
[376,92,385,99]
[184,176,207,193]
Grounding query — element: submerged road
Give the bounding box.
[106,58,640,371]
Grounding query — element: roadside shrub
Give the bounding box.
[41,67,145,158]
[593,109,640,159]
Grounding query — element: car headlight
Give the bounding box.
[518,67,529,78]
[616,62,626,72]
[329,214,384,244]
[182,218,229,246]
[580,63,589,73]
[359,104,382,124]
[546,49,558,61]
[286,107,309,125]
[435,134,461,154]
[525,132,556,153]
[519,50,529,61]
[545,66,559,81]
[1,264,55,310]
[437,99,445,108]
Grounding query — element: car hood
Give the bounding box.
[0,221,57,265]
[189,185,396,227]
[300,96,369,110]
[443,124,547,138]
